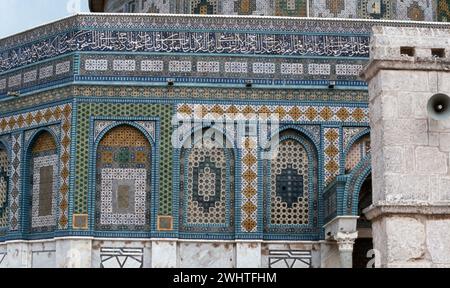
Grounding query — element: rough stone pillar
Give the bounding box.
[361,26,450,268]
[236,241,262,268]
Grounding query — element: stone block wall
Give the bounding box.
[362,26,450,268]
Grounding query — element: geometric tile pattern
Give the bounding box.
[24,124,60,146]
[145,0,171,13]
[98,168,148,227]
[135,122,156,142]
[241,136,258,233]
[57,107,72,230]
[335,64,364,76]
[0,104,72,230]
[233,0,258,15]
[343,127,368,151]
[179,135,235,233]
[77,55,368,82]
[94,121,156,144]
[100,248,143,268]
[176,104,369,124]
[0,86,369,116]
[264,129,319,235]
[345,135,371,173]
[438,0,450,21]
[275,0,307,17]
[312,0,358,18]
[188,143,227,224]
[191,0,220,14]
[9,134,22,231]
[324,128,340,186]
[0,56,73,95]
[308,64,331,75]
[94,121,115,141]
[30,132,58,232]
[76,103,172,216]
[102,0,444,22]
[358,0,394,19]
[345,153,372,215]
[0,144,8,229]
[397,0,434,21]
[31,131,57,154]
[95,125,151,231]
[302,125,322,145]
[269,139,309,225]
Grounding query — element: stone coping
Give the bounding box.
[364,202,450,221]
[361,59,450,82]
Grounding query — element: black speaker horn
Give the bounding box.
[427,93,450,121]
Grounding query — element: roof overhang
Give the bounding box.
[89,0,105,12]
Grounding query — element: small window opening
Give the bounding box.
[400,47,415,57]
[431,48,446,58]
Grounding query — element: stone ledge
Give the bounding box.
[361,59,450,82]
[364,202,450,221]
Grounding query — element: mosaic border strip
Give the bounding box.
[0,86,369,116]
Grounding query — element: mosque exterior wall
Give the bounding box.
[0,13,449,268]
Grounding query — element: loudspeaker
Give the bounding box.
[427,93,450,120]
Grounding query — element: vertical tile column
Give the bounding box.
[9,133,22,232]
[323,127,341,186]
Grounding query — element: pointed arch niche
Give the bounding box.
[179,128,236,235]
[26,130,59,233]
[95,124,152,232]
[263,128,319,238]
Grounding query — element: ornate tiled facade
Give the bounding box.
[92,0,447,22]
[0,12,449,268]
